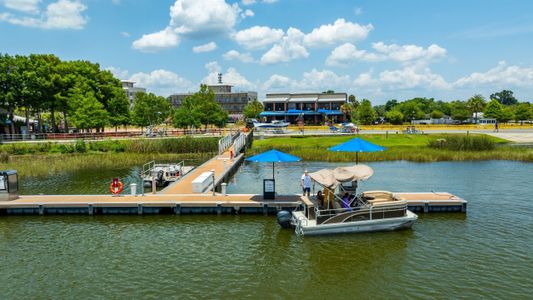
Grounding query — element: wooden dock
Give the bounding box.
[0,192,466,215]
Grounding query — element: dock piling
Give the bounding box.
[216,203,222,215]
[88,204,94,215]
[38,204,44,215]
[138,204,143,215]
[262,203,268,216]
[424,202,429,213]
[174,204,181,215]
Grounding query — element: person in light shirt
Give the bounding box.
[301,170,311,197]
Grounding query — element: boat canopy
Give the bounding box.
[309,164,374,188]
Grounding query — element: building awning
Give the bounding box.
[264,97,288,102]
[259,111,286,116]
[318,109,343,115]
[318,96,346,102]
[288,97,318,102]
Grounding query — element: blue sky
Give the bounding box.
[1,0,533,103]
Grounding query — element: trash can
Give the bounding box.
[0,170,19,201]
[263,179,275,200]
[130,183,137,196]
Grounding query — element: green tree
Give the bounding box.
[499,107,514,123]
[69,89,109,131]
[132,92,172,128]
[384,99,398,112]
[514,103,532,124]
[397,101,425,121]
[484,99,503,120]
[466,94,486,123]
[385,110,404,125]
[355,99,377,125]
[173,85,228,130]
[450,101,470,122]
[490,90,518,106]
[430,110,444,119]
[243,99,264,119]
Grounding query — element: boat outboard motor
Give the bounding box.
[277,210,293,229]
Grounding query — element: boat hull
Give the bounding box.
[295,210,418,236]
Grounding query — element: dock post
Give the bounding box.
[88,204,94,215]
[216,203,222,215]
[221,183,227,196]
[424,202,429,213]
[263,203,268,216]
[38,204,44,216]
[151,177,157,194]
[174,204,181,215]
[138,204,143,215]
[461,202,467,213]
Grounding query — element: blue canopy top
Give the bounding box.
[246,149,301,163]
[328,137,386,152]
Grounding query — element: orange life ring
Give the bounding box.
[109,181,124,195]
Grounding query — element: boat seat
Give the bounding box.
[372,200,407,207]
[363,191,394,201]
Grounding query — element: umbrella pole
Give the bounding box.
[272,162,275,180]
[356,152,359,164]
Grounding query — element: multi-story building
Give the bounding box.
[168,74,257,120]
[121,80,146,108]
[260,92,348,124]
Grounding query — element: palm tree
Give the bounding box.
[467,94,486,124]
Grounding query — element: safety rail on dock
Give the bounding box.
[218,134,234,154]
[233,134,246,154]
[142,160,185,178]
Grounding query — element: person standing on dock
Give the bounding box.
[301,170,311,197]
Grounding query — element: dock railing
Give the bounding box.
[142,160,185,179]
[218,134,234,155]
[233,133,246,154]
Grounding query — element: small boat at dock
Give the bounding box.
[142,160,195,187]
[277,165,418,236]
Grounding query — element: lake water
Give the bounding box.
[1,160,532,299]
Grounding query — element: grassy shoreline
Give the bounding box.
[249,134,533,163]
[1,152,214,177]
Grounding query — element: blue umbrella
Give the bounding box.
[246,149,301,179]
[328,137,385,164]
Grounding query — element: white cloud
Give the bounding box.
[263,69,350,92]
[378,66,450,90]
[2,0,41,14]
[120,31,130,37]
[133,0,241,51]
[454,61,533,88]
[129,69,194,96]
[223,50,254,63]
[262,0,278,3]
[260,27,309,64]
[303,18,373,48]
[106,66,129,79]
[326,43,381,66]
[326,42,447,66]
[202,61,253,89]
[0,0,87,29]
[192,41,217,53]
[170,0,239,37]
[372,42,446,63]
[232,26,284,50]
[354,7,363,16]
[132,27,179,52]
[243,9,254,17]
[241,0,255,5]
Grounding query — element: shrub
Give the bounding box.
[75,139,87,153]
[428,135,495,151]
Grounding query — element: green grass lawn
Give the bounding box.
[249,134,532,162]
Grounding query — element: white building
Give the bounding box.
[121,80,146,108]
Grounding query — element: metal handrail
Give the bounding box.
[315,203,407,218]
[218,134,233,154]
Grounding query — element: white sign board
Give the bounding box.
[0,176,5,190]
[264,180,274,192]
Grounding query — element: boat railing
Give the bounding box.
[315,203,408,220]
[142,160,185,178]
[142,160,156,178]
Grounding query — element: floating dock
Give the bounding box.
[0,192,466,215]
